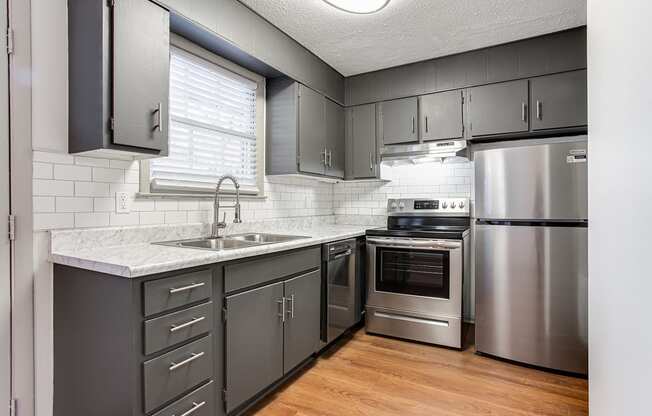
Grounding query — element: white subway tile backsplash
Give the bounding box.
[75,182,110,197]
[109,212,140,226]
[74,212,110,228]
[75,157,110,168]
[139,212,165,225]
[109,159,138,170]
[53,165,92,181]
[155,200,178,211]
[33,162,53,179]
[92,167,124,183]
[34,179,74,197]
[165,211,188,224]
[33,151,74,165]
[34,213,74,230]
[93,197,115,212]
[55,197,93,213]
[33,197,55,213]
[124,169,140,184]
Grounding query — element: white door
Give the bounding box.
[1,0,12,412]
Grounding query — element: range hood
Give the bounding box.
[380,140,469,165]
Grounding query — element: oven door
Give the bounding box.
[366,237,462,318]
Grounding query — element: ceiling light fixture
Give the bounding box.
[323,0,390,14]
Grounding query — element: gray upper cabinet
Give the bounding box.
[283,270,321,374]
[325,99,345,178]
[112,0,169,151]
[419,90,464,141]
[298,85,327,175]
[267,78,344,179]
[530,70,587,131]
[468,79,529,137]
[347,104,378,179]
[68,0,170,157]
[380,97,419,145]
[225,281,284,414]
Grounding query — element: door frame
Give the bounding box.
[1,0,12,412]
[7,0,35,414]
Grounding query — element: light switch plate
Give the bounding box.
[116,192,131,213]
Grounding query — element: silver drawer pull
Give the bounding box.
[170,316,206,333]
[169,352,205,371]
[173,401,206,416]
[169,282,205,294]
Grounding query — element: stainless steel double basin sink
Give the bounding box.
[154,233,310,251]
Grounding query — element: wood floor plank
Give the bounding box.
[249,328,588,416]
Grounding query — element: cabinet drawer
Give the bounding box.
[144,302,214,355]
[224,247,320,293]
[151,381,215,416]
[143,335,213,413]
[144,270,212,317]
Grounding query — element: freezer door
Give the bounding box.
[474,138,587,220]
[474,223,588,374]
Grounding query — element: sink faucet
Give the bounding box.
[212,175,242,238]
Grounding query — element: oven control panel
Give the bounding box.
[387,198,470,216]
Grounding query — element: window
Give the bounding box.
[144,36,265,195]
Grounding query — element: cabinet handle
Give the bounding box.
[170,316,206,333]
[425,116,429,133]
[411,116,415,134]
[169,352,204,371]
[369,152,373,171]
[521,102,527,122]
[286,294,295,319]
[173,401,206,416]
[321,147,328,167]
[153,102,163,132]
[536,100,542,120]
[277,298,286,323]
[327,149,332,168]
[169,282,205,294]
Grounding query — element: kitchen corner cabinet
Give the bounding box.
[530,70,587,131]
[346,104,379,179]
[379,97,419,145]
[468,79,530,137]
[418,90,465,141]
[267,78,345,179]
[68,0,170,157]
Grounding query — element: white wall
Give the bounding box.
[587,1,652,414]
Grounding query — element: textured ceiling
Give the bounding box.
[238,0,586,76]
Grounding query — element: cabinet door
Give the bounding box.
[325,99,345,178]
[349,104,377,179]
[298,84,326,175]
[112,0,169,151]
[283,270,321,374]
[531,70,587,131]
[419,90,464,141]
[225,282,284,413]
[381,97,418,145]
[468,79,529,137]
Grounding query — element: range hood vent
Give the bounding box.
[380,140,469,165]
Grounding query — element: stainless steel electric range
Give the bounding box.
[365,198,470,349]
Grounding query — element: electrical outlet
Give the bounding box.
[116,192,131,213]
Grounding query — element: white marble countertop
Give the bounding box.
[50,222,372,278]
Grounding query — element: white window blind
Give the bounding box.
[150,46,259,193]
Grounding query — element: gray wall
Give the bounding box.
[161,0,345,104]
[587,2,652,415]
[345,27,586,106]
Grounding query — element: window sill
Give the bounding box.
[136,192,267,201]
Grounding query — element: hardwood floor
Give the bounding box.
[249,327,588,416]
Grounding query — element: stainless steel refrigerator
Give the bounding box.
[473,136,588,375]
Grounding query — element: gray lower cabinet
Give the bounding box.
[468,79,530,137]
[347,104,378,179]
[530,70,587,131]
[68,0,169,157]
[225,281,285,414]
[267,78,344,179]
[283,270,322,373]
[53,264,224,416]
[380,97,419,145]
[418,90,464,141]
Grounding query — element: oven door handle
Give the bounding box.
[366,237,462,250]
